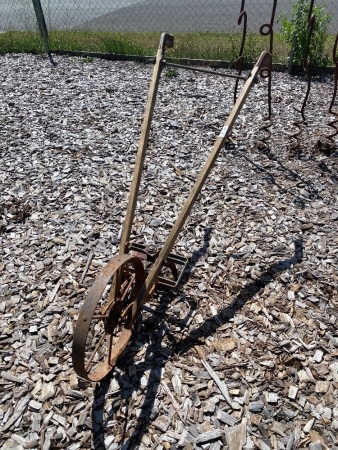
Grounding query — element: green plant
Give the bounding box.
[100,35,147,56]
[0,30,335,67]
[280,0,331,69]
[80,56,94,63]
[164,68,179,78]
[0,31,44,54]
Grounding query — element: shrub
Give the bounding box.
[280,0,331,69]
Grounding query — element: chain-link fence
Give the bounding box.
[1,0,337,33]
[1,1,337,63]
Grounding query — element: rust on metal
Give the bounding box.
[256,0,277,150]
[326,33,338,145]
[72,254,146,381]
[234,0,247,104]
[300,0,315,121]
[164,63,246,80]
[129,242,189,289]
[259,0,277,54]
[289,0,316,152]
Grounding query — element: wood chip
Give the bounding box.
[196,429,223,444]
[304,418,315,433]
[225,419,247,450]
[1,54,338,450]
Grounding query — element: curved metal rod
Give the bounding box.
[234,0,247,103]
[257,66,273,150]
[238,0,247,57]
[289,118,304,152]
[164,62,246,80]
[290,0,315,151]
[326,34,338,144]
[301,0,315,120]
[330,33,338,110]
[257,0,277,149]
[303,0,316,69]
[259,0,277,54]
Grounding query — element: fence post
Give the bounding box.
[31,0,56,66]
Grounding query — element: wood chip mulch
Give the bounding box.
[0,54,337,450]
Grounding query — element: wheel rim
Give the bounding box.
[72,254,145,382]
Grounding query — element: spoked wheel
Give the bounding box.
[72,254,146,382]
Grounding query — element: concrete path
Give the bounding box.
[79,0,337,33]
[1,0,337,33]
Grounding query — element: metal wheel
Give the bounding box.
[72,254,145,381]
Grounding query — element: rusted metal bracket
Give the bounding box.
[129,242,189,289]
[72,32,272,382]
[164,62,247,80]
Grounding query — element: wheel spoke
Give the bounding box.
[122,274,135,298]
[121,300,136,319]
[100,272,135,316]
[85,332,106,372]
[108,332,113,364]
[73,254,146,381]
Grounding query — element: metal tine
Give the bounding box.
[289,0,315,151]
[133,51,272,312]
[92,314,109,320]
[257,0,277,150]
[234,0,247,104]
[300,0,316,121]
[326,34,338,144]
[259,0,277,54]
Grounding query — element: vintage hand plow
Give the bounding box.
[72,33,272,382]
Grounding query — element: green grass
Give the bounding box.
[0,30,45,54]
[0,30,336,66]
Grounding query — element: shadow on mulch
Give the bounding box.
[91,236,303,449]
[230,144,321,207]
